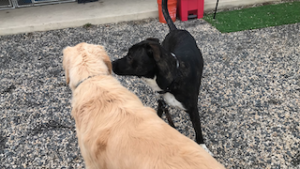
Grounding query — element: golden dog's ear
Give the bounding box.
[65,68,70,85]
[104,57,112,74]
[97,46,112,74]
[62,47,71,85]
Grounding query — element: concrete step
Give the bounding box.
[0,0,280,36]
[0,0,158,36]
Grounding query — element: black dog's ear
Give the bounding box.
[146,38,160,43]
[147,43,161,62]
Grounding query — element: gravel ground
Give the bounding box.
[0,18,300,169]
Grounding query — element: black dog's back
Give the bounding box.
[162,0,203,92]
[163,30,203,84]
[163,30,201,61]
[161,0,203,66]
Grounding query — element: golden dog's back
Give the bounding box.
[72,75,225,169]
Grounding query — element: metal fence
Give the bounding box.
[0,0,75,10]
[0,0,14,10]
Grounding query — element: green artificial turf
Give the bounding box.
[203,1,300,33]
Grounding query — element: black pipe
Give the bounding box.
[213,0,220,19]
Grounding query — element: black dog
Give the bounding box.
[112,0,211,154]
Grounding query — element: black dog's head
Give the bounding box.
[112,38,162,78]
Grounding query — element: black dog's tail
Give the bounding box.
[162,0,177,31]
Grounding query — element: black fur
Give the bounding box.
[157,99,175,128]
[112,0,205,145]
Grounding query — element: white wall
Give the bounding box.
[204,0,281,11]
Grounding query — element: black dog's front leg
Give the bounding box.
[164,108,175,128]
[188,106,214,156]
[187,106,205,145]
[157,99,175,128]
[157,99,164,118]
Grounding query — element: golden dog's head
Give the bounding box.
[62,42,112,91]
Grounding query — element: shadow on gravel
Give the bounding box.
[292,148,300,167]
[0,84,16,94]
[0,131,8,154]
[29,120,75,136]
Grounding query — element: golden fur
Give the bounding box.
[63,42,225,169]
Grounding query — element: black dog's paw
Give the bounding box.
[200,144,215,157]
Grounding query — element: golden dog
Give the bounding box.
[63,42,225,169]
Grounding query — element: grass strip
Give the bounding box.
[203,1,300,33]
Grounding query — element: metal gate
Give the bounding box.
[0,0,14,10]
[0,0,75,10]
[15,0,75,7]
